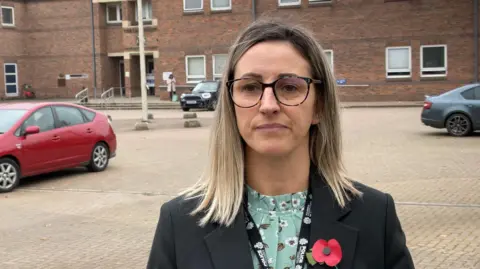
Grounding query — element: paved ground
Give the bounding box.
[1,107,479,269]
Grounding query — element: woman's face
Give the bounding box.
[233,41,320,157]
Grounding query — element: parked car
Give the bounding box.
[0,102,117,193]
[180,80,220,111]
[421,83,480,136]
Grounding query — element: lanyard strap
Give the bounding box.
[243,187,313,269]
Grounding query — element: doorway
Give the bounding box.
[119,60,125,97]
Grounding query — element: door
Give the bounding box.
[17,106,62,175]
[119,60,125,97]
[52,105,94,165]
[4,63,19,97]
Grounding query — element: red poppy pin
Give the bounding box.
[305,239,342,268]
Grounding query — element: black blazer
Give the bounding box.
[147,174,415,269]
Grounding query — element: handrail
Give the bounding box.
[75,88,89,103]
[101,87,115,101]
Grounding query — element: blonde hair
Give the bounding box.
[180,18,362,227]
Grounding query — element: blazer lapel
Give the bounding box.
[204,206,254,269]
[309,170,359,269]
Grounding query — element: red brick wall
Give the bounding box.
[1,0,479,101]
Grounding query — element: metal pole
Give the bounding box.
[474,0,479,82]
[90,0,97,99]
[252,0,256,21]
[137,0,148,121]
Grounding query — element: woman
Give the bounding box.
[147,19,415,269]
[167,73,176,101]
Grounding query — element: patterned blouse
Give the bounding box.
[246,185,308,269]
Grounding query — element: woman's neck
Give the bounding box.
[244,146,310,196]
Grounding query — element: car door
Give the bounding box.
[52,105,94,165]
[16,106,63,175]
[473,87,480,127]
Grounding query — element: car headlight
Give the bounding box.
[201,93,212,99]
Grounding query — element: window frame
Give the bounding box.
[309,0,332,3]
[324,50,334,73]
[15,106,56,136]
[183,0,203,11]
[212,54,228,80]
[385,46,412,79]
[185,55,206,84]
[106,3,122,24]
[135,0,153,21]
[278,0,301,6]
[4,63,18,97]
[420,44,447,78]
[211,0,232,11]
[1,6,14,26]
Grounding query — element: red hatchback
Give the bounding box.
[0,102,117,193]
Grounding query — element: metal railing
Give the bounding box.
[101,87,115,103]
[75,88,89,103]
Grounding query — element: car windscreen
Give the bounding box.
[0,109,28,134]
[192,82,218,93]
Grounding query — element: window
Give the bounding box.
[213,54,228,80]
[80,108,96,122]
[53,106,85,127]
[4,63,18,97]
[386,46,411,78]
[278,0,301,6]
[461,87,480,101]
[186,55,206,83]
[184,0,203,11]
[421,45,447,77]
[135,0,153,21]
[211,0,231,10]
[324,50,334,72]
[1,6,14,26]
[309,0,332,3]
[106,3,122,23]
[23,107,56,133]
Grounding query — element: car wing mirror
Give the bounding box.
[24,126,40,136]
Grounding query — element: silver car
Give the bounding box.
[421,83,480,136]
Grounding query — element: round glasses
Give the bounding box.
[226,76,323,108]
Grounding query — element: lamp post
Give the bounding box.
[137,0,149,122]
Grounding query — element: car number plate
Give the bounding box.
[186,101,197,104]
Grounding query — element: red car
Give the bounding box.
[0,102,117,193]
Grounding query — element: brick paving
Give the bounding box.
[0,107,479,269]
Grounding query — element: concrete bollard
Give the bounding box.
[184,120,201,128]
[183,113,197,119]
[148,113,154,120]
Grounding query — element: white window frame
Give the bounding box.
[1,6,15,26]
[184,0,203,11]
[135,0,153,21]
[385,46,412,78]
[309,0,332,2]
[106,3,122,24]
[185,55,206,84]
[278,0,301,6]
[212,54,228,80]
[4,63,19,97]
[324,50,334,73]
[211,0,232,11]
[420,45,447,78]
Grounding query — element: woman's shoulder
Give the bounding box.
[348,180,396,213]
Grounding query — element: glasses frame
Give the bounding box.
[226,75,323,108]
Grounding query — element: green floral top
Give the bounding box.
[246,185,308,269]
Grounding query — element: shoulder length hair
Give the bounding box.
[180,18,362,227]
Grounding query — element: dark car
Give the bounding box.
[421,83,480,136]
[0,102,117,193]
[180,80,220,111]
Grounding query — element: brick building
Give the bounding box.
[0,0,479,101]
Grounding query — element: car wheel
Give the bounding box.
[182,108,190,112]
[0,158,20,193]
[87,142,110,172]
[445,113,472,137]
[208,100,217,111]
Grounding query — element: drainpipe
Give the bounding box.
[474,0,478,82]
[90,0,98,98]
[252,0,256,21]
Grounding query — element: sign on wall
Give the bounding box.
[162,72,172,81]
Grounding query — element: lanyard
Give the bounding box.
[243,186,313,269]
